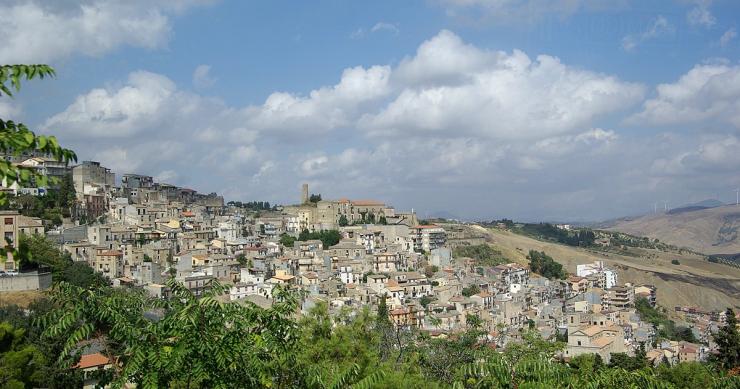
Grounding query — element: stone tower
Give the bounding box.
[301,183,309,204]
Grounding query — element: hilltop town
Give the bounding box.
[0,157,733,377]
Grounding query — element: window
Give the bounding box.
[577,341,581,346]
[4,232,13,243]
[4,218,13,225]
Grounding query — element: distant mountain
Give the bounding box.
[667,199,726,215]
[427,210,462,221]
[607,204,740,255]
[687,199,726,208]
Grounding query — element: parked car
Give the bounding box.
[6,270,18,276]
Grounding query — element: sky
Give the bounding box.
[1,0,739,222]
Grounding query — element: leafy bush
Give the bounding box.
[452,244,507,267]
[528,250,566,279]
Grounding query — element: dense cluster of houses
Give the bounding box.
[0,158,731,366]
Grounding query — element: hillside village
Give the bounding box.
[0,156,734,373]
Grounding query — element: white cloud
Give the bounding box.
[0,101,22,119]
[371,22,399,35]
[154,169,178,183]
[300,155,329,177]
[622,16,673,52]
[192,64,216,89]
[651,135,740,176]
[45,29,739,220]
[44,71,178,138]
[720,28,737,47]
[630,62,740,128]
[687,0,715,28]
[0,0,211,63]
[243,65,391,135]
[363,31,644,140]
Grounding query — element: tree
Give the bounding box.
[461,284,480,297]
[338,215,349,227]
[671,259,680,265]
[40,280,305,387]
[309,194,322,203]
[297,230,341,249]
[62,262,108,289]
[452,244,507,267]
[236,254,248,267]
[569,353,603,374]
[0,322,48,388]
[378,216,387,225]
[1,64,77,264]
[712,308,740,370]
[420,295,433,309]
[527,250,566,279]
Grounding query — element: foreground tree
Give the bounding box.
[1,64,76,264]
[712,308,740,370]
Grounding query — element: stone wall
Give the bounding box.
[0,271,52,292]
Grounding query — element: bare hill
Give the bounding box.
[606,204,740,255]
[466,225,740,311]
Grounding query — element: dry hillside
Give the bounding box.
[606,204,740,255]
[466,225,740,311]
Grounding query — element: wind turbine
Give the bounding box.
[735,188,739,206]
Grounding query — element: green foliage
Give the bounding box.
[228,200,272,210]
[419,295,433,308]
[309,194,322,203]
[656,361,715,389]
[609,343,649,371]
[38,280,305,388]
[453,244,508,267]
[527,250,566,279]
[569,353,603,374]
[671,259,680,265]
[338,215,349,227]
[17,233,67,273]
[461,284,481,297]
[511,222,596,247]
[712,308,740,370]
[1,64,76,268]
[280,233,297,248]
[298,229,341,249]
[235,253,248,267]
[378,215,387,225]
[636,298,697,343]
[9,280,740,388]
[61,261,108,289]
[0,65,77,206]
[17,234,107,288]
[0,322,47,388]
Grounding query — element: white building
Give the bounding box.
[577,261,618,289]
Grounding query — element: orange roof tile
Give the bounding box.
[74,353,111,369]
[351,199,384,206]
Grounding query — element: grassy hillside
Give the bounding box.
[466,225,740,311]
[607,204,740,255]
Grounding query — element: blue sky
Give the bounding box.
[1,0,739,221]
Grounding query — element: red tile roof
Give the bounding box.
[74,353,111,369]
[351,200,384,206]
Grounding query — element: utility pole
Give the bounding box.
[736,188,739,206]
